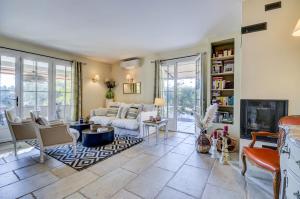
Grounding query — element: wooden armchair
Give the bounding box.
[241,116,300,199]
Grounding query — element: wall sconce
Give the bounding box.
[92,74,100,82]
[126,74,133,83]
[292,18,300,37]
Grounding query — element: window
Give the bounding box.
[55,63,73,121]
[0,48,74,126]
[22,59,49,119]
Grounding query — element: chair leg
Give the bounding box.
[73,143,76,156]
[13,141,17,157]
[40,148,45,163]
[241,152,247,176]
[273,171,281,199]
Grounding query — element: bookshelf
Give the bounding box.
[211,39,235,124]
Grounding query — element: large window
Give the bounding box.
[0,49,74,126]
[55,64,73,121]
[22,59,49,119]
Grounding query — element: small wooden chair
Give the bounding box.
[241,116,300,199]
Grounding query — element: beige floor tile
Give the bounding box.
[14,163,49,179]
[111,189,141,199]
[0,158,5,165]
[88,153,129,177]
[185,152,215,170]
[155,152,188,172]
[0,171,58,199]
[33,170,98,199]
[80,168,137,199]
[157,187,195,199]
[65,192,87,199]
[126,166,174,199]
[0,157,37,175]
[51,164,76,178]
[143,144,173,157]
[0,172,19,188]
[162,137,184,146]
[42,157,64,169]
[19,193,35,199]
[182,136,196,145]
[208,162,246,194]
[3,148,39,163]
[173,133,191,139]
[171,143,195,156]
[246,178,272,199]
[201,184,245,199]
[168,165,209,198]
[122,153,158,174]
[120,145,145,158]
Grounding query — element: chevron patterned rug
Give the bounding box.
[26,135,143,171]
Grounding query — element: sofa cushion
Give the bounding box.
[89,116,115,126]
[126,107,140,119]
[94,108,108,116]
[106,106,119,117]
[112,118,139,130]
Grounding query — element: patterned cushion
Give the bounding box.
[106,106,119,117]
[126,107,140,119]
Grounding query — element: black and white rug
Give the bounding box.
[26,135,143,171]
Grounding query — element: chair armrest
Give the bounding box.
[249,131,278,147]
[48,120,64,126]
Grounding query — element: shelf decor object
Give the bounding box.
[210,39,235,124]
[292,18,300,37]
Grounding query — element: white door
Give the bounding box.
[0,53,20,142]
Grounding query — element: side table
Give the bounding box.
[143,119,168,144]
[69,122,91,141]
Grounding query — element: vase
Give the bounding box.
[209,138,219,158]
[195,133,211,153]
[105,99,113,108]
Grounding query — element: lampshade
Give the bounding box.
[154,98,165,106]
[292,19,300,36]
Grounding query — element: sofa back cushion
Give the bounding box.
[106,106,119,117]
[94,108,108,116]
[126,106,140,119]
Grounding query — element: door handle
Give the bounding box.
[16,96,18,107]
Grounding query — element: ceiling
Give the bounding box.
[0,0,241,63]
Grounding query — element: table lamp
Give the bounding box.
[292,18,300,37]
[154,98,165,120]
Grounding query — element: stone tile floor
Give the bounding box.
[0,132,273,199]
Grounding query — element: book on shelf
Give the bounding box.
[213,111,233,124]
[214,96,234,106]
[211,59,234,74]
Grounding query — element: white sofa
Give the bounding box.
[89,102,157,137]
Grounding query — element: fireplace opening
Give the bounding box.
[240,99,288,143]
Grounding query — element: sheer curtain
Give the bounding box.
[72,61,83,121]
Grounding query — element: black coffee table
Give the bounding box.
[69,122,91,141]
[82,127,114,147]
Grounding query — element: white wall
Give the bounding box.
[242,0,300,114]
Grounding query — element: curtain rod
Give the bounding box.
[150,53,200,63]
[0,46,74,63]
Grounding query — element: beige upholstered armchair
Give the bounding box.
[4,109,38,156]
[30,111,79,163]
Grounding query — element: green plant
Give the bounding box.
[106,88,114,99]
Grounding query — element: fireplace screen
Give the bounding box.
[240,99,288,142]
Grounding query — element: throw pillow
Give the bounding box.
[106,106,119,117]
[126,106,140,119]
[120,107,129,118]
[36,117,49,126]
[94,108,107,116]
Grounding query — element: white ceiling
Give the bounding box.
[0,0,241,63]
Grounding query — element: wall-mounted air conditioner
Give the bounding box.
[120,58,141,70]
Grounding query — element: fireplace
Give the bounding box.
[240,99,288,143]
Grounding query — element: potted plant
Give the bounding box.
[105,80,116,107]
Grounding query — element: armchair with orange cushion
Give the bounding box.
[241,116,300,199]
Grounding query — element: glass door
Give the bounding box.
[161,63,177,131]
[21,58,50,119]
[160,55,203,134]
[0,54,19,126]
[177,60,196,133]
